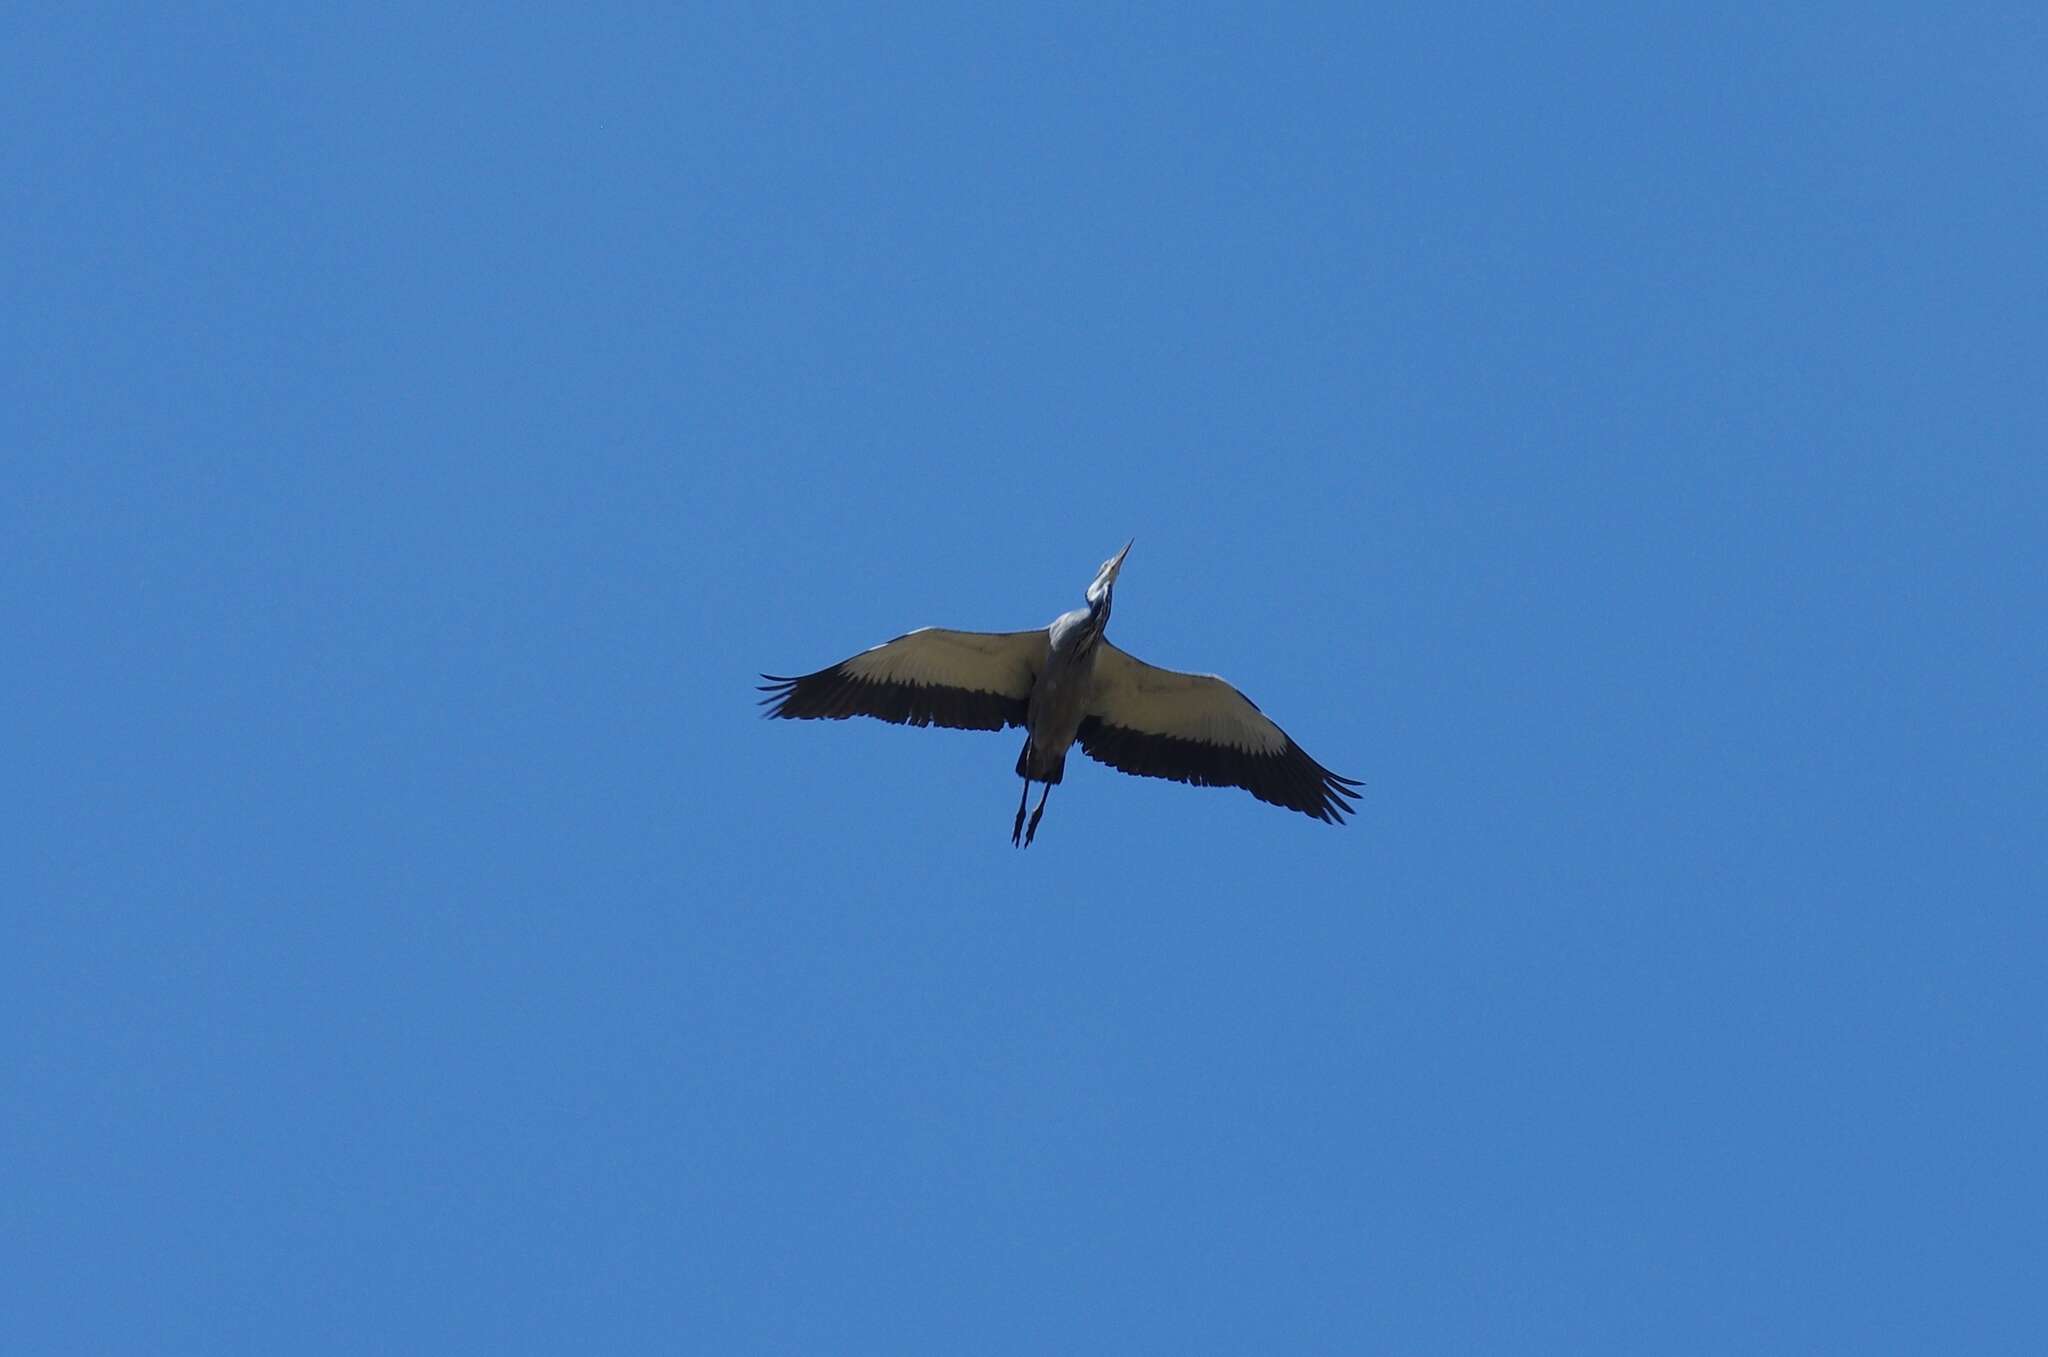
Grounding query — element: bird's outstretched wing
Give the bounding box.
[760,628,1047,731]
[1078,642,1361,823]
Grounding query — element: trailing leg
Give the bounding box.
[1023,782,1052,847]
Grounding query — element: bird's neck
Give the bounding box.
[1082,596,1111,648]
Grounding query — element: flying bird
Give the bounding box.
[759,542,1361,846]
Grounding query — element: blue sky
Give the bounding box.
[6,4,2044,1351]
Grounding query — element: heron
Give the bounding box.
[759,541,1361,846]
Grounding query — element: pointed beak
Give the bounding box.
[1087,540,1133,607]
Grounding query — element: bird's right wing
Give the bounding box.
[1078,642,1362,822]
[759,628,1047,731]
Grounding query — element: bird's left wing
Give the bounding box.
[760,628,1047,731]
[1078,642,1361,823]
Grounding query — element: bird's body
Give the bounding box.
[1020,604,1106,783]
[760,543,1359,846]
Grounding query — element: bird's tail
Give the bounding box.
[1014,742,1066,784]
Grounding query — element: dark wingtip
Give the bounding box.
[757,674,796,717]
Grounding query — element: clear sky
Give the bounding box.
[6,4,2044,1352]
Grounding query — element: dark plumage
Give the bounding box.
[760,544,1360,845]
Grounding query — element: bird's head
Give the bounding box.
[1086,539,1133,610]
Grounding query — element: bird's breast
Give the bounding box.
[1024,643,1097,769]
